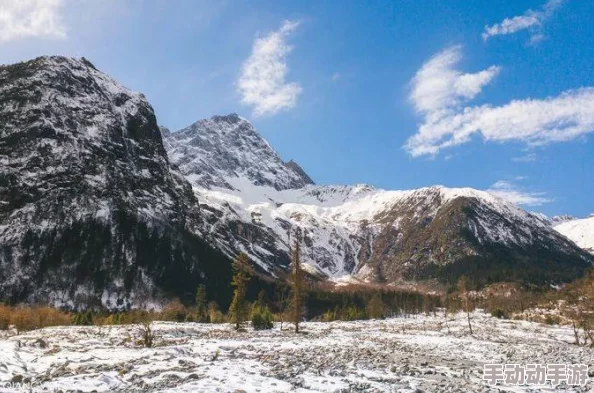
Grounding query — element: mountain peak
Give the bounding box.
[0,55,212,308]
[0,55,155,142]
[5,56,100,77]
[211,113,242,124]
[164,115,314,191]
[284,159,315,186]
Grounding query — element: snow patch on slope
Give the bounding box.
[193,178,555,278]
[555,216,594,253]
[164,114,589,283]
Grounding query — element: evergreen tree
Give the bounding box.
[290,234,305,333]
[229,253,250,330]
[195,284,207,322]
[257,289,267,308]
[252,304,274,330]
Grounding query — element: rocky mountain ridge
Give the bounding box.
[0,55,592,310]
[163,115,594,288]
[0,56,233,309]
[164,113,314,192]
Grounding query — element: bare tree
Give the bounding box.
[275,285,290,331]
[139,320,155,348]
[573,269,594,346]
[457,275,473,335]
[443,293,451,335]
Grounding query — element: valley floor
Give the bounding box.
[0,312,592,392]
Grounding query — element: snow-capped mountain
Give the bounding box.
[164,116,594,288]
[549,215,577,226]
[1,55,591,310]
[0,56,232,309]
[554,216,594,254]
[164,114,313,191]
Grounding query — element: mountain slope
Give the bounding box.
[0,56,233,309]
[2,54,588,308]
[164,117,594,288]
[353,187,591,286]
[163,114,317,275]
[555,216,594,254]
[164,114,313,191]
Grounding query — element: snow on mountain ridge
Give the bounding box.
[554,216,594,254]
[3,55,588,308]
[0,56,148,141]
[163,114,589,283]
[190,174,563,278]
[0,56,180,228]
[0,56,232,309]
[165,113,313,192]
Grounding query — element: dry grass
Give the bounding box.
[0,300,219,332]
[0,305,72,331]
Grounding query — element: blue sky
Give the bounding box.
[2,0,593,217]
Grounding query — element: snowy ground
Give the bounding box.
[0,311,592,392]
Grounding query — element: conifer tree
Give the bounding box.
[229,253,250,330]
[195,284,207,322]
[290,233,304,333]
[257,289,267,307]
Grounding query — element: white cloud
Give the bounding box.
[487,180,551,207]
[405,46,594,157]
[409,45,500,114]
[482,0,565,42]
[0,0,67,42]
[237,20,302,117]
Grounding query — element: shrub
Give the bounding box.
[321,309,336,322]
[252,306,273,330]
[0,313,8,330]
[72,311,94,326]
[105,313,122,325]
[139,321,155,348]
[490,308,508,319]
[544,315,560,325]
[208,301,226,324]
[161,300,187,322]
[211,311,226,324]
[118,310,152,325]
[366,294,385,319]
[340,306,366,321]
